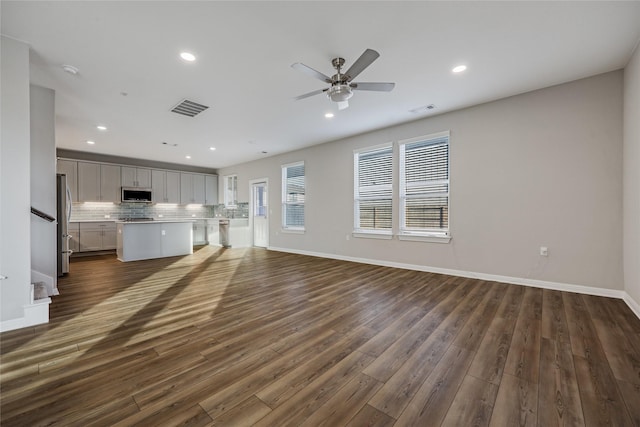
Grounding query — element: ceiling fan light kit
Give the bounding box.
[292,48,395,110]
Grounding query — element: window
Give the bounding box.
[282,162,305,230]
[223,175,238,207]
[354,144,393,234]
[399,132,449,237]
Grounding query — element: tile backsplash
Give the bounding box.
[70,202,248,221]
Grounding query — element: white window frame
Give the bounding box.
[223,174,238,208]
[353,143,393,239]
[398,131,451,243]
[281,161,305,232]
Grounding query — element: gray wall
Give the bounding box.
[624,42,640,305]
[1,36,31,321]
[220,71,624,291]
[30,85,57,285]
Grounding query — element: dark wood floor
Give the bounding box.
[1,246,639,426]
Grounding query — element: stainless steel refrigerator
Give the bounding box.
[56,174,72,276]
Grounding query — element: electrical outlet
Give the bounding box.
[540,246,548,256]
[104,214,110,219]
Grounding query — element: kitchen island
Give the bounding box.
[116,220,193,262]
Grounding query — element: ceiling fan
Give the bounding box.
[292,48,395,110]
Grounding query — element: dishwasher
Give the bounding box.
[219,219,231,248]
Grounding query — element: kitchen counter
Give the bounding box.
[116,220,193,262]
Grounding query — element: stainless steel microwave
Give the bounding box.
[121,187,153,203]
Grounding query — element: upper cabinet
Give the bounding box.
[180,173,206,205]
[77,162,121,202]
[121,167,151,188]
[205,175,218,206]
[152,170,180,204]
[59,157,217,205]
[57,159,78,202]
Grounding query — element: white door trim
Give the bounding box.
[249,178,269,248]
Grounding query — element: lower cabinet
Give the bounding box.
[68,222,80,254]
[206,219,220,246]
[193,220,207,245]
[79,222,117,252]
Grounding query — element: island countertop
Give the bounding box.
[115,219,195,224]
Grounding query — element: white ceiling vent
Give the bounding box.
[170,99,209,117]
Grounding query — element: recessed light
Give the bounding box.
[61,64,79,75]
[324,113,334,118]
[452,65,467,73]
[96,125,107,131]
[209,147,216,151]
[180,52,196,62]
[86,140,95,145]
[185,155,191,159]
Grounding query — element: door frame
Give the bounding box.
[249,178,269,248]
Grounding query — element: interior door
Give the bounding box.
[252,182,268,247]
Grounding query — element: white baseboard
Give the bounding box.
[623,293,640,319]
[0,298,51,333]
[268,246,638,319]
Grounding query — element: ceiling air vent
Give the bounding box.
[170,99,209,117]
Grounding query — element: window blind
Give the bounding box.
[354,146,392,231]
[282,162,305,229]
[400,135,449,234]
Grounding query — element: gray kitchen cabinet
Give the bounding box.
[79,222,116,251]
[206,219,219,245]
[165,172,180,203]
[152,170,181,203]
[57,159,78,202]
[68,222,80,254]
[193,220,207,245]
[180,173,206,205]
[205,175,218,206]
[121,167,152,188]
[77,162,121,202]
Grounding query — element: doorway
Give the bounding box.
[250,179,268,247]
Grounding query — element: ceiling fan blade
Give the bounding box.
[350,82,395,92]
[343,49,380,81]
[337,100,349,110]
[293,88,327,101]
[291,63,332,83]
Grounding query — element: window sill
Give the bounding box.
[397,233,451,244]
[281,228,305,235]
[353,231,393,240]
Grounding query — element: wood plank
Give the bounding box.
[393,344,476,426]
[582,295,640,386]
[299,373,383,427]
[367,328,452,419]
[210,395,272,426]
[537,337,585,426]
[441,374,499,427]
[467,285,524,385]
[563,292,634,425]
[345,404,396,427]
[573,355,634,426]
[252,350,375,427]
[617,380,640,426]
[489,373,537,427]
[503,287,541,383]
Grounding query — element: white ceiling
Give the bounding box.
[2,1,640,169]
